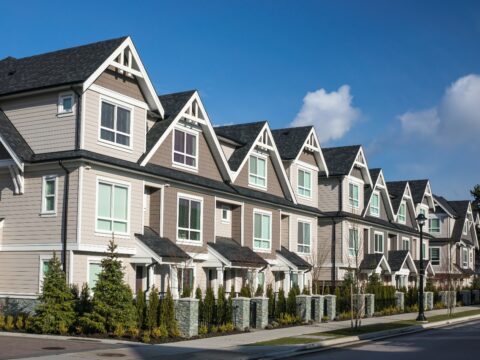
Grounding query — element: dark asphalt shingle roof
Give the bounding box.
[364,168,382,208]
[214,121,266,171]
[408,180,429,205]
[414,260,432,272]
[386,181,408,213]
[135,226,190,261]
[0,110,34,161]
[387,250,411,272]
[276,246,312,270]
[143,90,196,155]
[449,200,472,244]
[271,126,313,160]
[0,37,127,96]
[433,195,457,216]
[208,237,268,267]
[359,253,385,270]
[321,145,361,176]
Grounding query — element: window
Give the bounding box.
[462,248,468,268]
[370,192,380,217]
[177,196,202,242]
[298,221,311,253]
[58,93,74,115]
[42,176,57,214]
[348,228,359,256]
[291,273,299,287]
[88,262,102,289]
[298,169,312,198]
[419,208,427,217]
[100,100,131,147]
[257,272,265,288]
[254,211,271,250]
[402,238,410,251]
[173,129,197,168]
[374,232,384,253]
[178,268,194,295]
[221,205,231,223]
[422,241,427,259]
[96,181,129,234]
[39,258,52,292]
[429,218,440,233]
[349,183,359,208]
[463,221,468,235]
[398,202,406,223]
[249,155,267,188]
[430,247,440,265]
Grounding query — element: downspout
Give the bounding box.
[70,86,82,150]
[59,161,71,274]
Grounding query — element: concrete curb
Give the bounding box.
[251,314,480,360]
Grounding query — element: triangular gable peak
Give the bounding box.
[293,127,329,176]
[423,181,435,210]
[140,91,232,180]
[433,196,456,218]
[363,169,395,219]
[347,146,372,186]
[390,182,417,226]
[83,37,163,116]
[232,122,296,202]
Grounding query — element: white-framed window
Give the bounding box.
[402,237,410,251]
[398,202,406,223]
[88,261,102,289]
[419,207,427,217]
[99,99,132,148]
[221,205,231,223]
[173,128,198,169]
[297,168,312,198]
[348,228,359,256]
[253,210,271,251]
[462,247,468,268]
[96,180,130,235]
[297,220,311,253]
[58,92,74,115]
[41,175,57,214]
[463,220,468,235]
[430,247,440,265]
[374,232,384,253]
[429,218,440,233]
[370,192,380,217]
[177,195,203,242]
[177,267,195,295]
[349,183,359,208]
[38,256,52,292]
[422,241,428,259]
[249,154,267,188]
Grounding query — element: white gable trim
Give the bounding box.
[363,170,395,220]
[83,37,164,116]
[347,147,372,186]
[293,127,329,176]
[0,133,24,171]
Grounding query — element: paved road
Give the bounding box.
[288,319,480,360]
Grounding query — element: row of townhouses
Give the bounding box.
[0,37,477,305]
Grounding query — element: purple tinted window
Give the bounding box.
[186,133,196,156]
[174,130,184,152]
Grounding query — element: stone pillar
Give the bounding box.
[460,290,471,306]
[174,298,198,338]
[296,295,311,322]
[311,295,324,322]
[232,297,250,330]
[424,291,433,310]
[171,265,179,299]
[472,290,480,304]
[364,294,375,317]
[251,297,268,329]
[439,291,456,307]
[353,294,365,318]
[395,291,404,311]
[324,294,336,321]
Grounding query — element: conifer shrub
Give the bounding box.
[147,286,159,330]
[74,283,92,318]
[31,254,75,334]
[198,324,208,335]
[135,291,146,329]
[255,285,264,297]
[266,284,275,319]
[239,285,251,298]
[195,287,204,326]
[226,289,233,324]
[160,286,179,337]
[302,287,310,295]
[181,286,192,298]
[274,288,286,319]
[286,288,297,316]
[5,316,14,331]
[15,315,24,330]
[203,287,215,327]
[216,285,226,325]
[0,314,5,329]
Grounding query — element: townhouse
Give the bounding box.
[0,37,477,308]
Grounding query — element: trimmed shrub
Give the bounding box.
[266,284,275,319]
[255,285,264,297]
[195,287,204,326]
[135,291,146,329]
[216,286,226,325]
[5,316,14,331]
[239,286,251,298]
[160,286,179,337]
[147,286,159,330]
[15,315,24,330]
[203,287,215,327]
[274,288,286,319]
[286,288,297,316]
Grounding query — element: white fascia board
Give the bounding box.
[206,245,231,267]
[293,128,329,177]
[134,239,162,264]
[276,252,298,271]
[0,133,24,171]
[347,146,372,186]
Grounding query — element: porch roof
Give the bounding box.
[135,226,190,262]
[207,237,268,268]
[360,253,391,274]
[276,246,312,271]
[388,250,417,274]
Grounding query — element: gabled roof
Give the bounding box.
[322,145,361,176]
[359,253,391,273]
[408,179,429,205]
[414,260,435,276]
[276,246,312,270]
[214,121,266,171]
[388,250,417,273]
[433,194,457,217]
[0,37,127,97]
[449,200,474,245]
[448,200,470,218]
[135,227,190,261]
[386,181,409,213]
[0,109,34,165]
[144,90,196,153]
[208,237,268,268]
[363,168,395,220]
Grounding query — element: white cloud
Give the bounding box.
[290,85,360,143]
[398,74,480,143]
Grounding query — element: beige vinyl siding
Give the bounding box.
[290,162,318,207]
[281,215,289,248]
[220,141,237,160]
[0,166,78,245]
[318,178,340,211]
[83,89,146,162]
[366,191,390,221]
[149,188,161,234]
[148,127,223,181]
[231,206,242,243]
[350,167,363,180]
[1,91,76,153]
[93,68,145,102]
[80,164,143,251]
[317,219,343,281]
[235,154,284,198]
[243,203,280,260]
[298,151,317,166]
[215,203,232,238]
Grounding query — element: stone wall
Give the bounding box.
[174,298,198,338]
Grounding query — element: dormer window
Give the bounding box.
[429,218,440,233]
[370,192,380,217]
[462,248,468,268]
[173,128,198,169]
[58,92,74,115]
[297,168,312,198]
[348,183,359,208]
[249,154,267,188]
[99,100,132,148]
[398,202,406,223]
[463,221,468,235]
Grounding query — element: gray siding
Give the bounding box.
[318,178,340,212]
[94,68,145,102]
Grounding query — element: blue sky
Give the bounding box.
[1,1,479,199]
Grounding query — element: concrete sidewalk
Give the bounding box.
[14,305,480,360]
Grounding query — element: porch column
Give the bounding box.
[216,267,224,292]
[147,265,155,296]
[298,271,304,292]
[225,268,232,293]
[171,265,179,299]
[284,271,291,293]
[252,269,259,292]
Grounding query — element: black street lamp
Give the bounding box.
[416,213,427,322]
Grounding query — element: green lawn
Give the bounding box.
[251,337,323,346]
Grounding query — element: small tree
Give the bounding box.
[226,289,233,323]
[216,285,226,325]
[80,239,136,334]
[135,291,146,329]
[203,287,215,327]
[147,286,159,330]
[286,288,297,316]
[74,283,92,318]
[31,254,75,334]
[160,286,178,336]
[266,284,275,318]
[275,288,286,319]
[195,287,204,325]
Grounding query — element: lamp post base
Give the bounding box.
[416,313,427,322]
